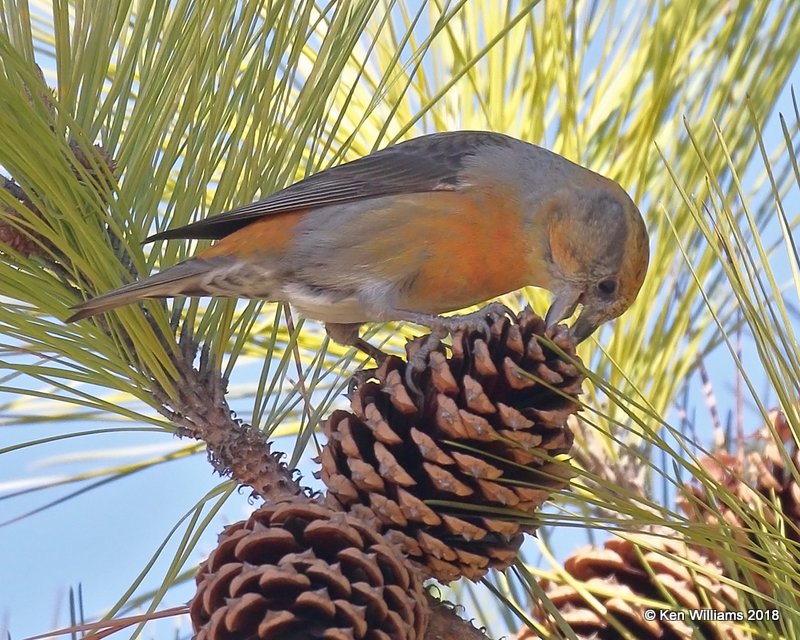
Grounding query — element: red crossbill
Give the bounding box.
[66,131,649,351]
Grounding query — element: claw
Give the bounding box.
[403,330,445,402]
[347,367,378,396]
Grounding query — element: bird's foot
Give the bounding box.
[403,328,447,399]
[400,301,516,339]
[400,302,516,399]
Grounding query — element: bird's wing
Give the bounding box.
[146,131,516,241]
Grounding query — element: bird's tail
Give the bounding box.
[65,259,215,322]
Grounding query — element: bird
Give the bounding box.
[65,131,649,356]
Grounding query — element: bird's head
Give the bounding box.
[543,185,649,342]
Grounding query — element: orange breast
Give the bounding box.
[388,190,544,314]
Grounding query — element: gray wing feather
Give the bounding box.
[146,131,515,241]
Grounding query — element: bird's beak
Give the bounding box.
[569,309,601,343]
[545,289,581,330]
[546,289,601,343]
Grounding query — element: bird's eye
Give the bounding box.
[597,279,617,296]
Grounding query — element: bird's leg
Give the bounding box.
[325,322,389,394]
[325,322,388,362]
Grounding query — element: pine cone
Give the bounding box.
[319,308,583,582]
[191,499,429,640]
[22,63,56,118]
[1,144,115,259]
[69,140,118,191]
[751,410,800,531]
[0,200,41,257]
[518,531,744,640]
[678,408,800,593]
[1,62,115,260]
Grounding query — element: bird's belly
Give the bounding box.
[280,282,375,324]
